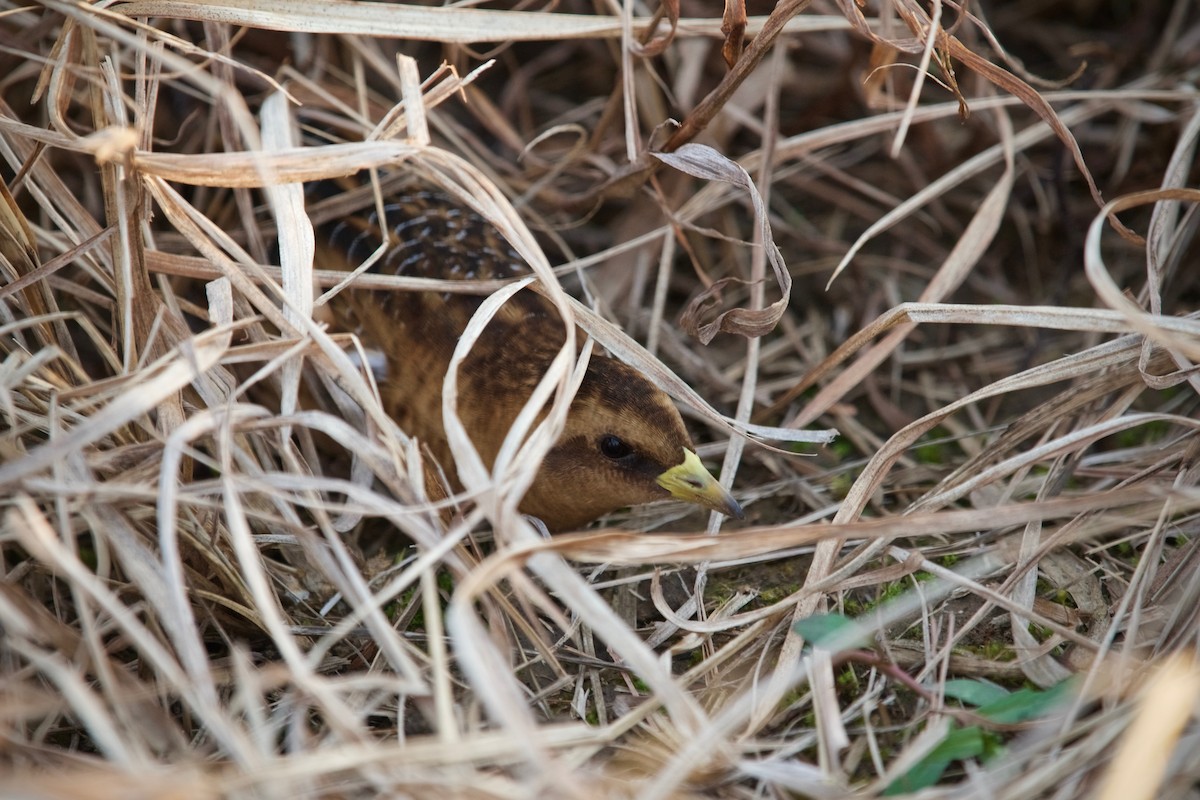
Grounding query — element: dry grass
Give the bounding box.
[2,0,1199,798]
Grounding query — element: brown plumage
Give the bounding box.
[313,179,742,531]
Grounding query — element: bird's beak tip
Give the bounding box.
[657,448,743,521]
[728,498,747,520]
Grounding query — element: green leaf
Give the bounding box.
[793,613,873,650]
[883,725,985,795]
[976,678,1076,724]
[942,678,1010,708]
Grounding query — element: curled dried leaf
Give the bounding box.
[653,143,790,344]
[631,0,679,58]
[720,0,747,68]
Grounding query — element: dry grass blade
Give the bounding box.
[2,1,1199,799]
[111,0,854,43]
[1096,653,1200,800]
[656,143,792,343]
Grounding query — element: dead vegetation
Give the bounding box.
[1,0,1199,798]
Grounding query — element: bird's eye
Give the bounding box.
[599,434,632,460]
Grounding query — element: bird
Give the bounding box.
[310,176,743,532]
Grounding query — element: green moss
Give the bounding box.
[841,596,866,616]
[877,580,906,603]
[77,537,98,571]
[830,438,856,460]
[829,470,855,499]
[914,427,956,464]
[1115,419,1170,448]
[707,582,736,605]
[759,583,800,605]
[965,640,1016,662]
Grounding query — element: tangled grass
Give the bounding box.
[1,0,1198,797]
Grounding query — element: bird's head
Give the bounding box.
[518,357,744,531]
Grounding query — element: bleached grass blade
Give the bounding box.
[260,91,315,422]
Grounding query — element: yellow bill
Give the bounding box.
[656,448,744,520]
